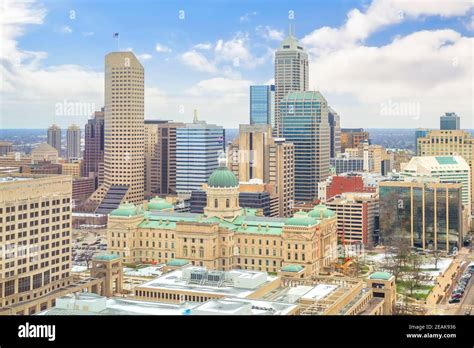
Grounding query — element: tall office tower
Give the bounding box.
[144,120,184,198]
[440,112,460,130]
[92,51,145,212]
[280,91,330,202]
[0,141,13,156]
[414,128,429,150]
[83,109,105,186]
[379,179,463,252]
[227,124,295,216]
[66,124,81,160]
[176,112,224,195]
[47,124,61,155]
[340,128,369,152]
[402,156,471,214]
[328,107,341,158]
[0,174,73,314]
[250,85,275,126]
[274,25,308,136]
[417,129,474,214]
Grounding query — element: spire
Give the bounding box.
[193,109,198,123]
[288,21,295,37]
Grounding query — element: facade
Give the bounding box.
[274,27,309,136]
[440,112,460,130]
[379,179,464,252]
[330,155,372,175]
[318,175,375,203]
[227,124,295,216]
[0,142,13,156]
[417,129,474,214]
[328,108,341,158]
[72,176,96,204]
[107,164,338,276]
[401,156,471,213]
[340,128,369,152]
[61,162,81,177]
[326,192,379,245]
[250,85,275,126]
[0,175,73,313]
[280,91,331,202]
[91,51,145,211]
[31,143,58,164]
[415,128,429,150]
[66,124,81,160]
[144,120,184,198]
[83,109,105,185]
[176,113,224,194]
[47,124,61,155]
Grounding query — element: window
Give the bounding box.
[226,199,230,208]
[183,246,188,257]
[214,199,218,208]
[199,247,204,258]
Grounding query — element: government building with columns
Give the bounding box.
[107,159,338,276]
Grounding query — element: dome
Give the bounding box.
[147,197,173,211]
[110,202,138,217]
[285,211,318,227]
[208,166,238,188]
[308,204,336,219]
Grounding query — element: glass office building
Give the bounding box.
[440,112,460,130]
[280,91,330,202]
[250,85,275,126]
[379,180,463,252]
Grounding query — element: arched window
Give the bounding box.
[199,247,204,258]
[183,246,188,256]
[226,199,230,208]
[191,246,196,256]
[214,199,218,208]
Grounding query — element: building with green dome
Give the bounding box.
[108,164,338,277]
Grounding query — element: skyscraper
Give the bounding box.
[417,129,474,213]
[92,51,145,212]
[440,112,460,130]
[66,124,81,160]
[144,120,184,198]
[83,109,105,186]
[176,112,224,194]
[280,91,330,202]
[250,85,275,126]
[328,107,341,158]
[47,124,61,155]
[227,124,295,216]
[274,25,309,136]
[414,128,429,150]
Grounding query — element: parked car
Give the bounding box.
[449,298,460,304]
[451,293,463,299]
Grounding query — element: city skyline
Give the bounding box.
[1,0,473,129]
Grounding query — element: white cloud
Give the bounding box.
[59,25,72,34]
[82,31,94,37]
[181,50,217,73]
[300,0,474,128]
[155,43,171,53]
[240,11,257,23]
[193,42,212,50]
[137,53,152,60]
[256,25,284,41]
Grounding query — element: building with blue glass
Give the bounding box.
[176,114,225,194]
[440,112,460,130]
[250,85,275,126]
[280,91,331,202]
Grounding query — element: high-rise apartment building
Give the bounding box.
[280,91,330,202]
[66,124,81,160]
[401,155,471,213]
[0,174,73,313]
[227,124,295,216]
[340,128,369,152]
[47,124,61,155]
[417,129,474,213]
[144,120,184,198]
[83,109,105,186]
[250,85,275,126]
[379,179,463,252]
[92,51,145,212]
[328,108,341,158]
[274,26,308,136]
[176,113,224,194]
[440,112,460,130]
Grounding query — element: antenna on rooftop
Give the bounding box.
[193,109,198,123]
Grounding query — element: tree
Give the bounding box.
[432,250,442,270]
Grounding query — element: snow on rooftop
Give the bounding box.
[301,284,338,301]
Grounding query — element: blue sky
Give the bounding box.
[1,0,473,129]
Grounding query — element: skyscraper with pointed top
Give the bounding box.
[274,23,309,136]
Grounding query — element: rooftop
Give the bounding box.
[191,297,297,315]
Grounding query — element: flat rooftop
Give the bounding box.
[136,268,277,298]
[0,176,33,183]
[192,297,297,315]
